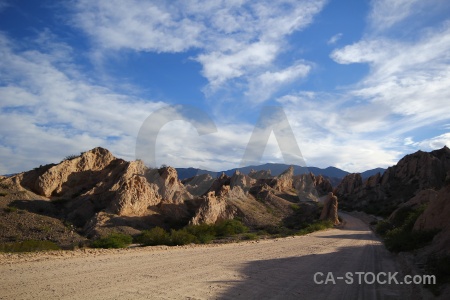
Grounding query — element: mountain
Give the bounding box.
[177,164,350,179]
[176,164,385,189]
[360,168,385,180]
[0,147,338,248]
[335,146,450,216]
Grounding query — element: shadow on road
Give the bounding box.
[217,244,415,300]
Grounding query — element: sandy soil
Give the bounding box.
[0,213,431,299]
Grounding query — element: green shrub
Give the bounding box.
[215,219,248,236]
[169,229,197,245]
[377,204,438,253]
[375,220,393,235]
[185,223,216,244]
[262,225,295,236]
[136,227,171,246]
[425,254,450,295]
[0,240,60,252]
[241,233,259,240]
[63,154,78,161]
[91,233,133,249]
[384,228,439,253]
[297,220,333,235]
[3,206,18,213]
[290,204,300,212]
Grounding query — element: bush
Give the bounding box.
[91,233,132,249]
[241,233,259,240]
[169,229,197,245]
[377,204,438,253]
[136,227,171,246]
[3,206,18,213]
[185,223,216,244]
[290,204,300,212]
[63,154,78,161]
[384,228,439,253]
[426,254,450,295]
[0,240,60,252]
[215,219,248,236]
[297,220,334,235]
[375,220,393,235]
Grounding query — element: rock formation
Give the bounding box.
[334,146,450,215]
[320,192,340,225]
[189,188,237,225]
[1,147,337,244]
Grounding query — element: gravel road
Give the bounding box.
[0,213,430,299]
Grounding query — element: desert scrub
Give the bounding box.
[169,229,197,245]
[136,227,171,246]
[425,254,450,296]
[297,220,334,235]
[3,206,18,213]
[377,205,439,252]
[0,240,60,252]
[214,219,248,236]
[63,154,79,161]
[290,204,300,212]
[241,233,259,240]
[185,223,216,244]
[91,233,133,249]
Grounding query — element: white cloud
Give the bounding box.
[416,133,450,150]
[368,0,421,31]
[69,0,327,96]
[330,18,450,136]
[0,32,165,173]
[276,92,403,172]
[245,62,311,103]
[327,33,342,45]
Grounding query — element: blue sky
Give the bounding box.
[1,0,450,174]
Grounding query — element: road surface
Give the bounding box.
[0,213,427,299]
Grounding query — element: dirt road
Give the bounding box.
[0,213,428,299]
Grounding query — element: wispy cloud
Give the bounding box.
[69,0,327,98]
[327,33,342,45]
[245,62,311,104]
[0,32,164,174]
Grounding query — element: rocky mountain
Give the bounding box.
[335,146,450,216]
[0,147,338,248]
[176,164,384,186]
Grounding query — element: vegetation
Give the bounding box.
[0,240,60,252]
[376,205,439,252]
[136,219,250,246]
[136,227,171,246]
[241,233,259,240]
[91,233,133,249]
[0,192,7,197]
[3,206,18,213]
[425,254,450,295]
[63,154,79,161]
[297,220,334,235]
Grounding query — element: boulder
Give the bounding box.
[320,192,339,225]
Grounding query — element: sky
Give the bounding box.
[1,0,450,174]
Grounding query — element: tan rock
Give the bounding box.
[320,192,339,225]
[230,170,256,193]
[20,147,116,197]
[189,190,236,225]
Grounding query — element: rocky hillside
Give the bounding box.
[335,146,450,216]
[0,147,338,248]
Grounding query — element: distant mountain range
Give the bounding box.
[176,163,385,183]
